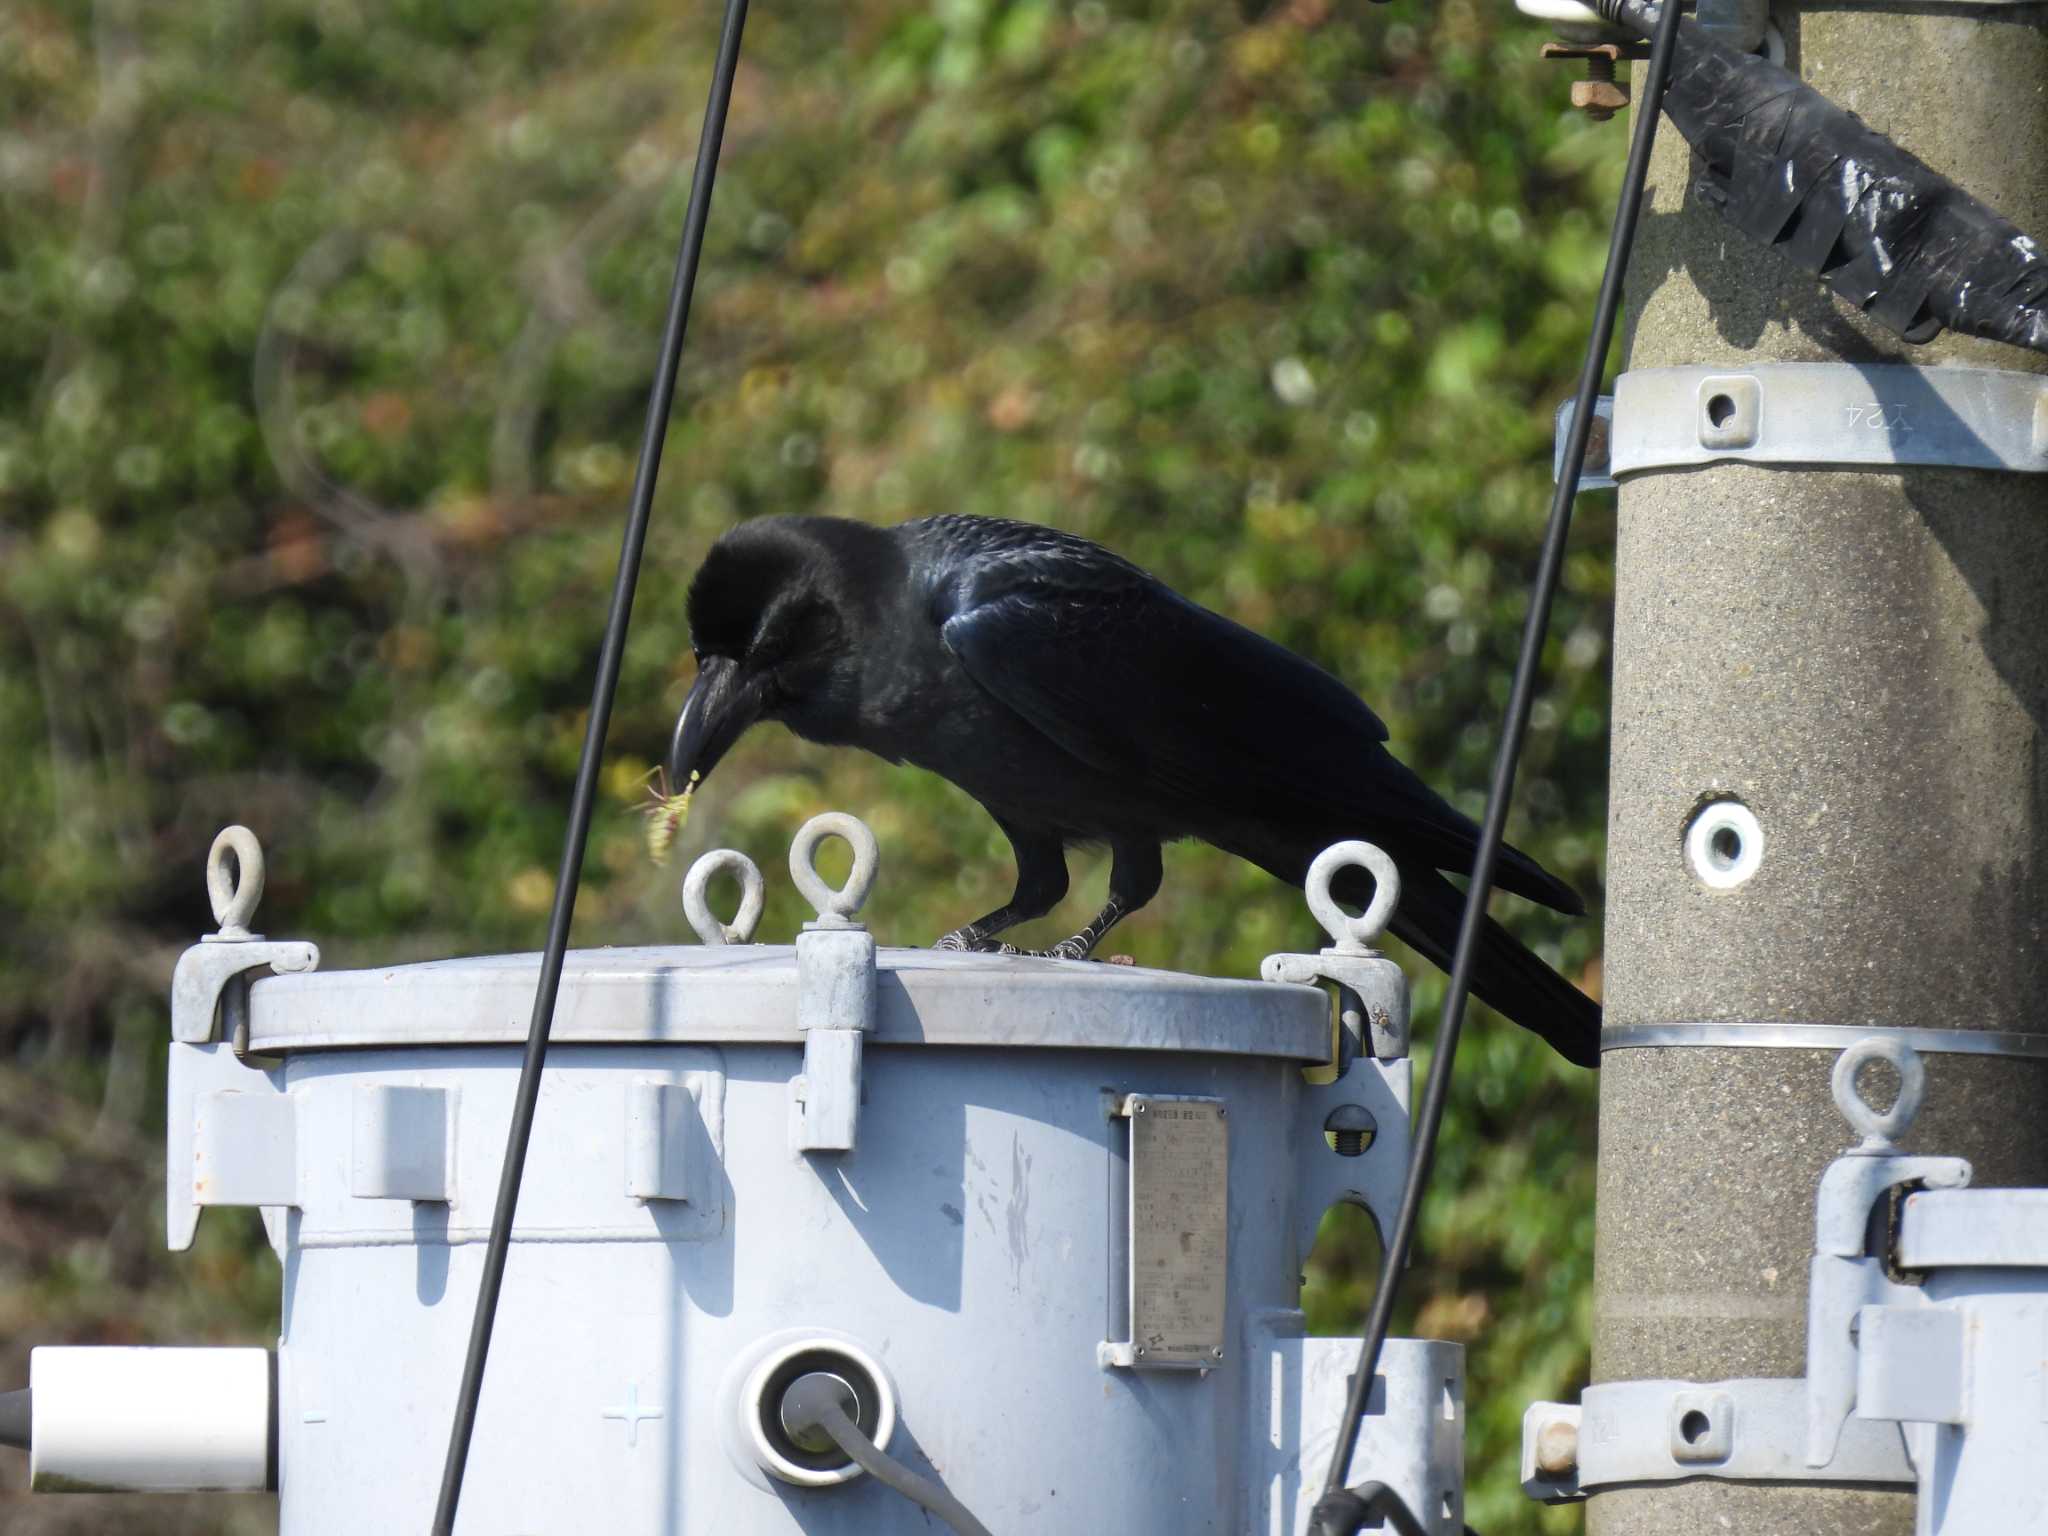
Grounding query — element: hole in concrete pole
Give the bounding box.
[1706,393,1737,428]
[1709,826,1741,869]
[1680,1409,1711,1445]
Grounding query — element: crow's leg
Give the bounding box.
[1008,840,1163,962]
[935,822,1069,952]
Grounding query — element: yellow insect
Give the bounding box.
[641,767,700,865]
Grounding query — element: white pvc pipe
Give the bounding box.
[29,1346,272,1492]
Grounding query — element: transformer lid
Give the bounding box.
[244,946,1332,1061]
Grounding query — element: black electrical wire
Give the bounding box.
[426,1,751,1530]
[1308,2,1685,1528]
[780,1375,996,1536]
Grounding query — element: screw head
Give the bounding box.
[1534,1415,1579,1477]
[1210,1346,1225,1359]
[1134,1102,1147,1114]
[1134,1345,1148,1358]
[1570,80,1630,121]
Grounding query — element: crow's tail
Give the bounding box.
[1377,866,1602,1069]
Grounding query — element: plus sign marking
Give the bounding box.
[600,1383,664,1448]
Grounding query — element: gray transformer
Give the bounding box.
[14,822,1466,1535]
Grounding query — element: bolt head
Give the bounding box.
[1210,1346,1225,1359]
[1571,80,1630,120]
[1534,1415,1580,1477]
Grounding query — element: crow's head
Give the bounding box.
[668,516,886,788]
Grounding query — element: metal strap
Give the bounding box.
[1604,1021,2048,1060]
[1557,363,2048,486]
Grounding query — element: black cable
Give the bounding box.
[1308,1,1685,1525]
[0,1388,28,1451]
[780,1376,996,1536]
[426,1,751,1529]
[1306,1482,1430,1536]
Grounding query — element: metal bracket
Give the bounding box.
[1523,1378,1914,1502]
[1294,1055,1413,1275]
[788,813,880,1156]
[349,1084,455,1202]
[1523,1037,1970,1501]
[1245,1317,1465,1536]
[167,828,316,1255]
[1558,364,2048,486]
[170,828,318,1046]
[1262,841,1411,1063]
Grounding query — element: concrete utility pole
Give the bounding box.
[1594,9,2048,1536]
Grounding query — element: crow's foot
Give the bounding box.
[934,929,1100,961]
[936,928,1001,953]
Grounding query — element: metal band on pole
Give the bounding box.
[1603,1022,2048,1059]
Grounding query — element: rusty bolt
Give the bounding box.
[1533,1413,1580,1478]
[1571,79,1631,121]
[1543,41,1634,122]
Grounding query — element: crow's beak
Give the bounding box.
[668,656,764,788]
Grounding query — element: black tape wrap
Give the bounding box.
[1598,0,2048,356]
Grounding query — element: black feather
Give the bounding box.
[677,514,1600,1066]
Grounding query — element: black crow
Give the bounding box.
[669,513,1599,1066]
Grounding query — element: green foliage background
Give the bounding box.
[0,0,1621,1529]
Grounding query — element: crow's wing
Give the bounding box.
[930,524,1579,913]
[941,573,1394,824]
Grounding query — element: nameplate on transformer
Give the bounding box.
[1122,1093,1229,1369]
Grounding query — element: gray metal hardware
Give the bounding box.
[1618,364,2048,475]
[1895,1187,2048,1268]
[1104,1093,1231,1370]
[1522,1378,1914,1502]
[1804,1038,1970,1465]
[168,828,317,1254]
[348,1085,454,1202]
[1552,395,1617,491]
[1294,1056,1412,1272]
[1523,1036,1970,1502]
[623,1079,705,1202]
[1265,840,1415,1280]
[171,827,319,1045]
[682,849,764,946]
[789,813,880,1155]
[1558,364,2048,486]
[1244,1319,1465,1536]
[1601,1020,2048,1058]
[1261,841,1412,1061]
[194,1090,299,1210]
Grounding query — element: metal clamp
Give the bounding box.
[789,813,880,1155]
[1261,841,1411,1062]
[168,828,317,1256]
[170,827,320,1046]
[1524,1037,1971,1502]
[1558,364,2048,485]
[1523,1378,1914,1503]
